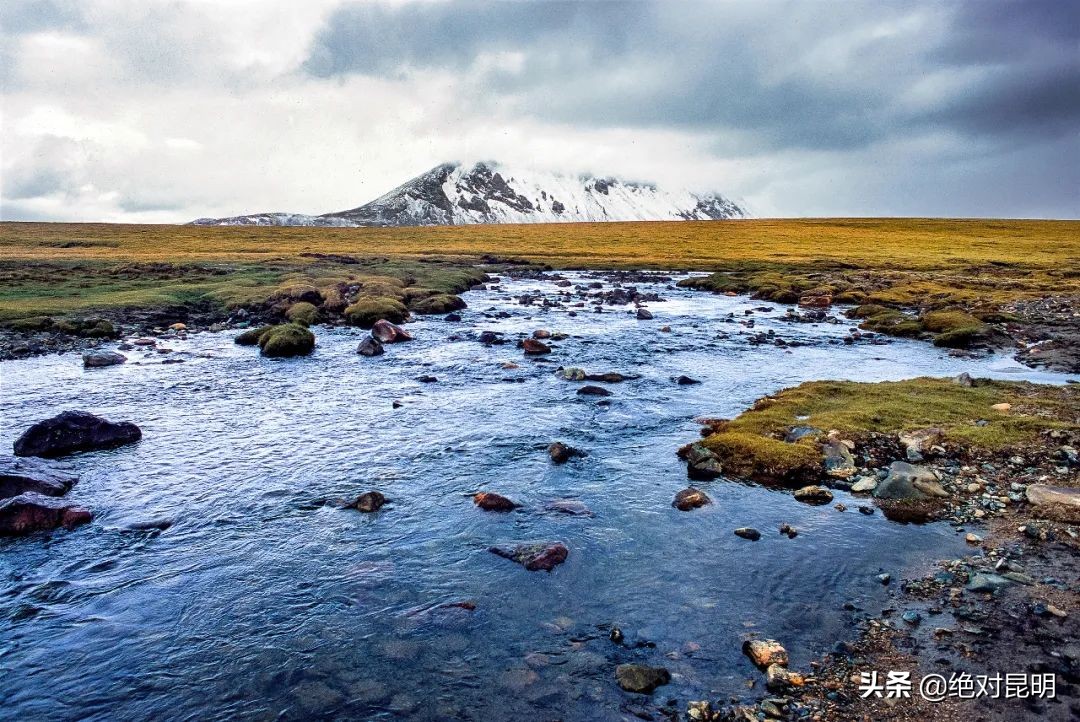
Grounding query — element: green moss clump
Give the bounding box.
[234,325,274,345]
[833,289,868,304]
[676,274,749,293]
[932,326,987,348]
[701,431,821,484]
[921,309,985,333]
[848,304,925,337]
[79,319,117,338]
[343,296,408,328]
[258,323,315,358]
[1,316,55,332]
[921,309,989,348]
[285,301,318,326]
[410,294,467,314]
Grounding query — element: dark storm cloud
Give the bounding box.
[304,0,1080,154]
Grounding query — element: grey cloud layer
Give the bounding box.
[304,0,1080,153]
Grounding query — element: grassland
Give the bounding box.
[0,218,1076,359]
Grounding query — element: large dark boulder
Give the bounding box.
[13,411,142,458]
[0,493,92,536]
[0,456,77,498]
[489,542,568,571]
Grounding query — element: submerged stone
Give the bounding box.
[489,542,569,572]
[0,493,92,536]
[615,664,670,693]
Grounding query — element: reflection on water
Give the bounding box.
[0,272,1071,721]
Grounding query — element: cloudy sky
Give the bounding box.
[2,0,1077,222]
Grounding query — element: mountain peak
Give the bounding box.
[191,162,746,227]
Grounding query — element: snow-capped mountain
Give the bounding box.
[191,162,746,227]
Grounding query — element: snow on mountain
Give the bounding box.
[191,161,746,227]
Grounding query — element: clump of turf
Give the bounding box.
[410,294,467,314]
[257,323,315,358]
[697,429,821,484]
[234,325,274,346]
[344,296,408,327]
[848,304,924,337]
[920,308,990,348]
[285,301,318,326]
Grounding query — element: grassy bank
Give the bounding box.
[694,378,1078,483]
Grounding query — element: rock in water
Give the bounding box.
[371,319,412,344]
[556,367,586,381]
[473,492,519,511]
[584,372,636,383]
[0,456,77,498]
[522,338,551,355]
[357,336,385,357]
[673,487,710,511]
[685,443,723,480]
[548,442,587,464]
[765,663,805,691]
[13,411,141,458]
[82,351,127,368]
[489,542,569,572]
[577,385,612,397]
[636,308,654,320]
[351,491,387,512]
[873,461,949,500]
[0,493,92,536]
[793,485,833,505]
[615,664,670,693]
[742,639,789,669]
[544,499,593,516]
[675,375,701,385]
[734,527,761,541]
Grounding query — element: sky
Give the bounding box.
[1,0,1077,222]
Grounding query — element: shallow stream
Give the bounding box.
[0,271,1072,721]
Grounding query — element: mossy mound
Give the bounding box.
[20,317,120,338]
[344,296,408,327]
[921,309,989,348]
[410,294,467,315]
[285,301,318,326]
[257,323,315,358]
[1,316,56,332]
[849,305,925,338]
[234,325,274,345]
[699,430,821,484]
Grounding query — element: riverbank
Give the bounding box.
[1,219,1077,369]
[683,378,1078,721]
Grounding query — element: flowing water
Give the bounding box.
[0,272,1072,721]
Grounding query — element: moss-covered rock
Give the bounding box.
[410,294,466,315]
[344,296,409,327]
[258,323,315,358]
[234,325,275,345]
[921,309,989,348]
[285,301,318,326]
[699,431,821,484]
[2,316,56,332]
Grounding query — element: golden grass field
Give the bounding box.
[1,217,1076,267]
[0,218,1076,321]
